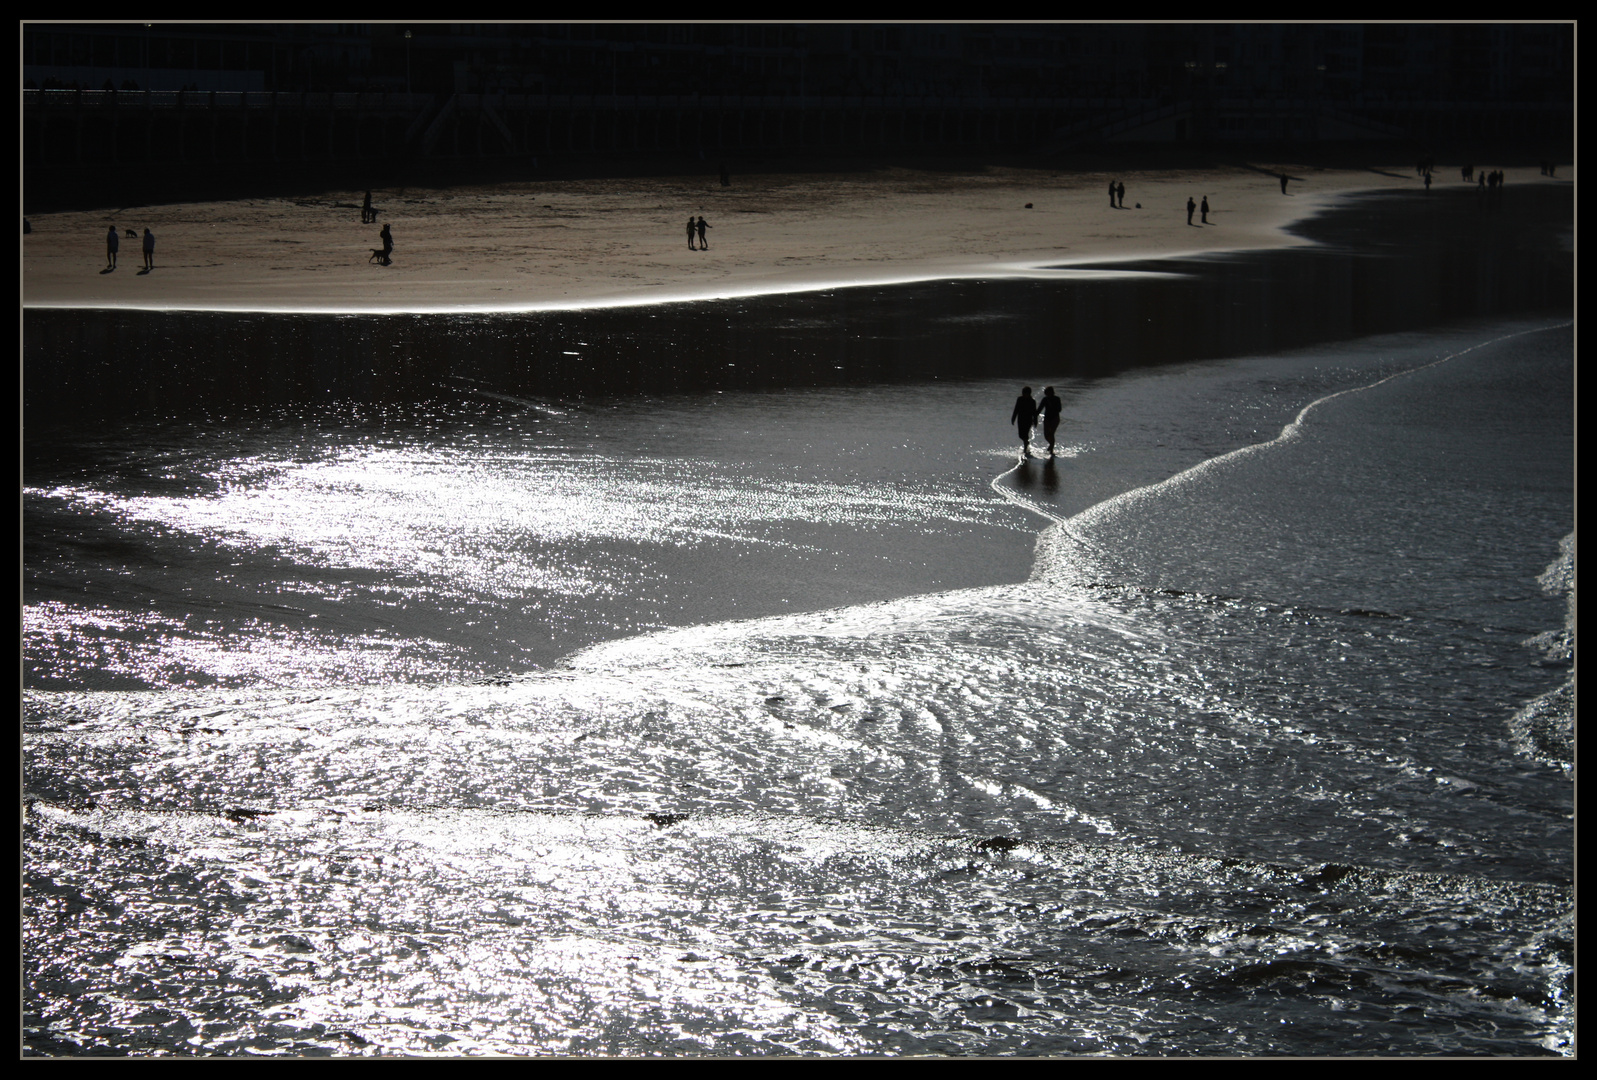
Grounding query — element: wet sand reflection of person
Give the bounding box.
[1010,386,1039,459]
[1039,455,1059,495]
[1008,453,1059,496]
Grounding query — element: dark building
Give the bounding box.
[22,22,1573,206]
[23,23,1572,103]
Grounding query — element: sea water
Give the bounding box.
[23,190,1573,1057]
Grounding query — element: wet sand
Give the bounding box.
[23,162,1558,314]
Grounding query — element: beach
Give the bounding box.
[23,159,1573,1057]
[22,161,1550,313]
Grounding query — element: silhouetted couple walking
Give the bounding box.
[105,225,156,271]
[1010,386,1063,459]
[686,215,710,250]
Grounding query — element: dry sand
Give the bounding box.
[22,162,1553,313]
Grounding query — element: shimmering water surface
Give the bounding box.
[23,187,1573,1057]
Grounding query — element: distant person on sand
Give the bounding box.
[1186,196,1196,225]
[686,216,697,250]
[1116,181,1126,208]
[1038,386,1062,457]
[379,223,393,265]
[1200,196,1210,224]
[105,225,119,269]
[1280,173,1289,194]
[1424,171,1432,193]
[142,228,155,270]
[696,216,710,250]
[1010,386,1039,459]
[361,191,374,224]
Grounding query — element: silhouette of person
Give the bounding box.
[696,216,709,250]
[1038,386,1062,456]
[105,225,119,269]
[1424,171,1432,193]
[379,223,393,265]
[1109,180,1117,207]
[141,228,155,270]
[1010,386,1039,458]
[1116,181,1126,208]
[1280,173,1289,194]
[1200,196,1209,224]
[686,217,697,250]
[1186,196,1196,225]
[361,190,374,224]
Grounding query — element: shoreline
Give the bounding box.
[25,162,1556,316]
[16,263,1198,316]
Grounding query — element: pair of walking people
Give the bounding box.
[105,226,155,270]
[1010,385,1063,458]
[686,215,710,250]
